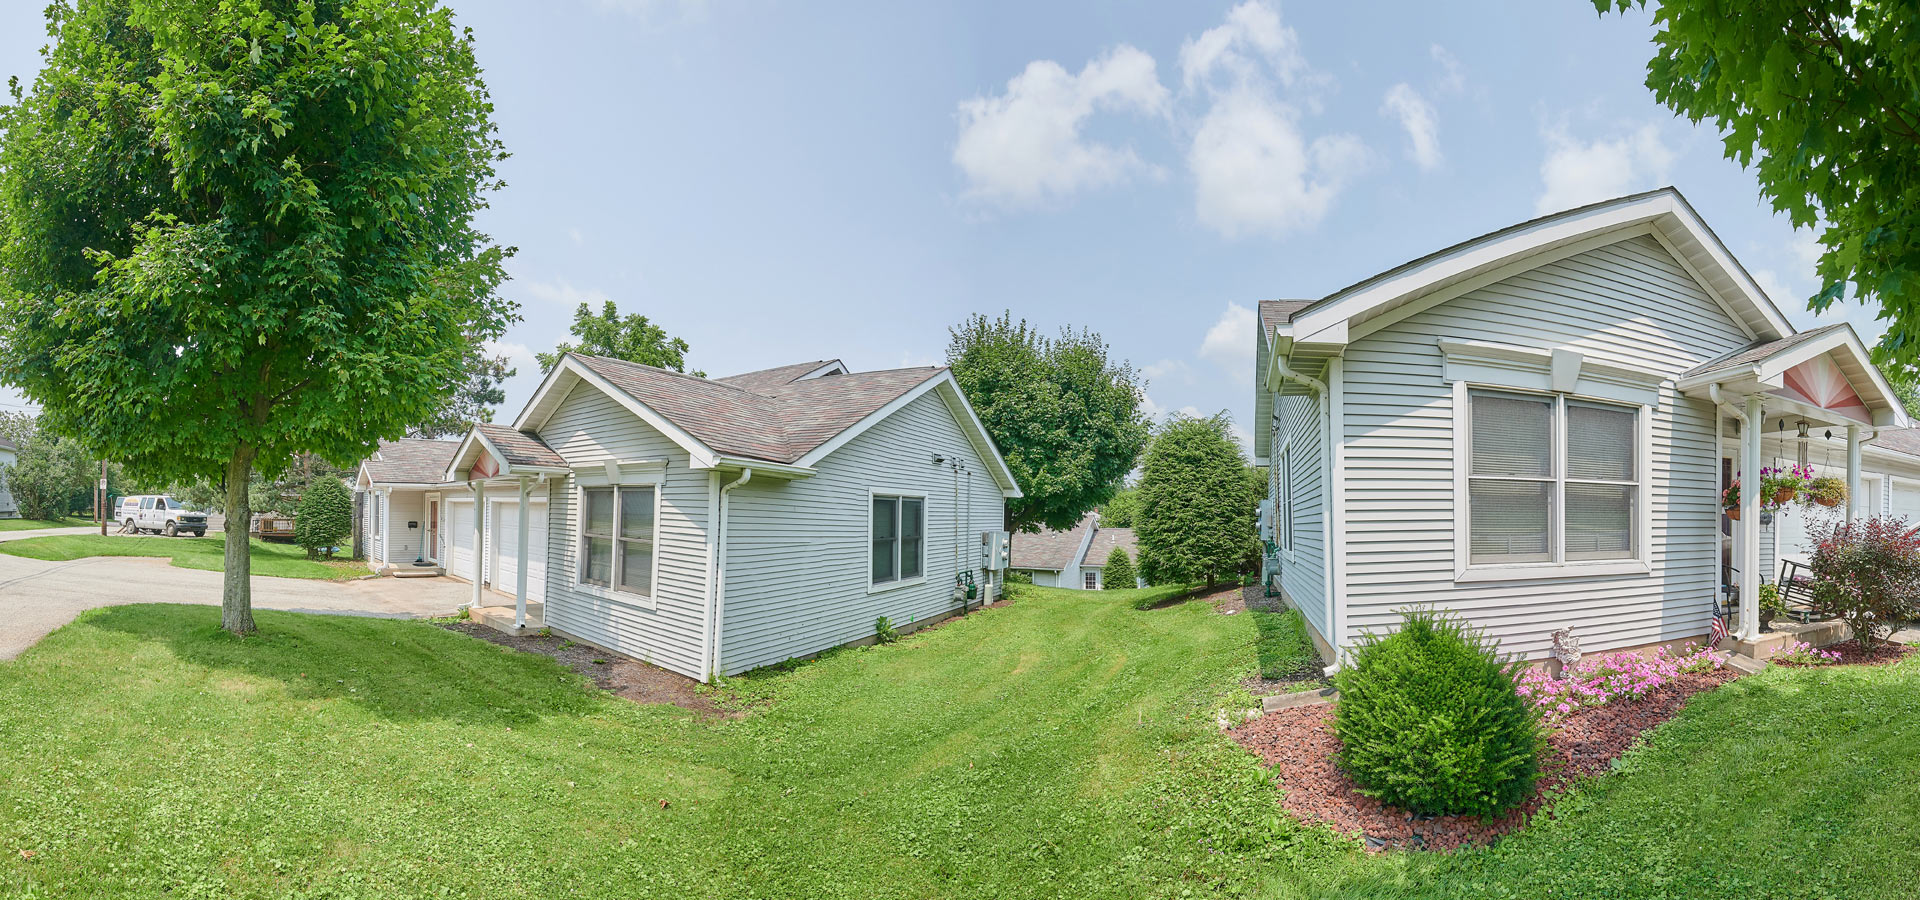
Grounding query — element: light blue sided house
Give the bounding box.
[358,354,1020,681]
[1255,188,1913,669]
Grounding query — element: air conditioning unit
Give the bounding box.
[980,529,1010,570]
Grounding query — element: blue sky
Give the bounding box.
[0,1,1882,450]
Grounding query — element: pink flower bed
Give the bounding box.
[1515,644,1724,722]
[1771,640,1845,667]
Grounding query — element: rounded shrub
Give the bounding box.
[1332,606,1542,817]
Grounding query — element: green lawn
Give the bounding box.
[1250,605,1321,682]
[0,516,83,531]
[0,534,362,580]
[0,584,1916,899]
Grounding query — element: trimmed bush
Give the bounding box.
[1332,607,1542,817]
[293,478,354,559]
[1101,546,1135,589]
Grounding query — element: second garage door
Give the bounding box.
[492,498,548,602]
[1893,478,1920,524]
[447,499,476,579]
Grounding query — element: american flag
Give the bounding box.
[1710,612,1731,646]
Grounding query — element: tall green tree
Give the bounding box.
[1597,1,1920,363]
[412,343,515,438]
[0,0,515,634]
[2,431,95,520]
[1100,545,1136,590]
[1099,485,1140,528]
[946,312,1150,533]
[536,301,700,374]
[1135,414,1259,587]
[293,475,352,559]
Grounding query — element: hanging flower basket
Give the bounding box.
[1759,465,1813,511]
[1722,481,1741,520]
[1806,474,1847,508]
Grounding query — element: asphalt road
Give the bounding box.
[0,528,470,660]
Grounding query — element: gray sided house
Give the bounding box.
[1255,187,1910,668]
[356,354,1020,681]
[1008,512,1139,590]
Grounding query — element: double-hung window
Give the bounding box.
[580,484,656,597]
[871,494,925,587]
[1466,389,1638,568]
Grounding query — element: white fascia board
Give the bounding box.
[796,360,848,381]
[704,456,817,479]
[1290,195,1671,338]
[1660,196,1796,338]
[516,355,719,469]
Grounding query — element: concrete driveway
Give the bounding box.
[0,535,471,660]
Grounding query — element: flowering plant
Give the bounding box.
[1514,643,1723,723]
[1804,474,1847,507]
[1722,480,1741,512]
[1758,464,1813,509]
[1806,516,1920,650]
[1771,640,1842,667]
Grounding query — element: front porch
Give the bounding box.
[469,597,543,633]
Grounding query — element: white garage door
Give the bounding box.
[492,498,549,602]
[1892,479,1920,525]
[448,500,476,579]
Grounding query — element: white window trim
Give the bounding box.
[1083,570,1100,590]
[572,467,665,610]
[867,488,929,594]
[1452,380,1653,583]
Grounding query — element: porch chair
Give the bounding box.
[1777,558,1820,624]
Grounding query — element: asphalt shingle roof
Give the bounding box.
[1871,428,1920,459]
[1681,324,1847,380]
[1010,514,1095,571]
[1258,299,1314,337]
[363,439,460,485]
[714,360,841,394]
[572,354,946,465]
[475,423,567,469]
[1083,526,1138,567]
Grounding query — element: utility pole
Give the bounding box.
[99,460,108,536]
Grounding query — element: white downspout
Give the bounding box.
[708,468,752,681]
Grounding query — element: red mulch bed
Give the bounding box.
[1229,667,1743,852]
[1773,638,1914,668]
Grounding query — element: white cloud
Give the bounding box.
[1178,0,1309,92]
[520,278,612,309]
[484,339,539,369]
[1536,122,1676,215]
[1198,303,1258,385]
[953,45,1170,209]
[568,228,585,246]
[1381,83,1441,170]
[1430,44,1465,95]
[1226,419,1255,456]
[1142,358,1193,385]
[1190,90,1367,238]
[1180,1,1365,238]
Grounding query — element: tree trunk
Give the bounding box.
[221,446,258,635]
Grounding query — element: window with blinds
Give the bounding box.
[1467,389,1637,567]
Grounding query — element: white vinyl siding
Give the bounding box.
[381,490,427,565]
[1272,385,1331,645]
[719,390,1005,676]
[1340,234,1747,660]
[538,382,712,680]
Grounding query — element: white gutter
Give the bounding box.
[705,467,752,682]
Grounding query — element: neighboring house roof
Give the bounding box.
[1257,299,1313,339]
[1082,526,1138,567]
[360,439,460,485]
[1871,428,1920,459]
[0,435,16,453]
[511,354,1023,496]
[714,359,847,394]
[1680,325,1850,380]
[1010,514,1096,571]
[473,423,567,469]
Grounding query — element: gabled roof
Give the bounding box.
[475,423,567,469]
[1083,525,1138,566]
[1681,325,1850,380]
[1258,300,1312,339]
[511,354,1023,495]
[714,359,847,394]
[1271,187,1793,349]
[1871,428,1920,459]
[1010,513,1096,571]
[359,439,460,486]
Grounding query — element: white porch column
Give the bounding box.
[1847,424,1862,524]
[1739,395,1763,642]
[471,481,487,609]
[514,477,532,629]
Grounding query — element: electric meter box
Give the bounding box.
[980,530,1010,570]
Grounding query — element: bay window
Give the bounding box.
[1466,389,1639,569]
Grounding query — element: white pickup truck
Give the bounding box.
[117,494,209,537]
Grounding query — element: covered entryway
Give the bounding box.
[439,423,572,631]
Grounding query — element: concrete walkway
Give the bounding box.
[0,547,471,661]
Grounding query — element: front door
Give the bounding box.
[426,500,440,563]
